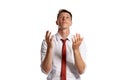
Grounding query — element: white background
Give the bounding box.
[0,0,120,80]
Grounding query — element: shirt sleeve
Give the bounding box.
[40,39,47,73]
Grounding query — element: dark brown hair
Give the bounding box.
[57,9,72,20]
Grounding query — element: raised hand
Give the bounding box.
[72,33,85,74]
[72,33,83,50]
[42,30,53,73]
[45,30,53,48]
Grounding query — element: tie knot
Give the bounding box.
[61,39,67,44]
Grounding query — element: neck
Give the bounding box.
[58,28,70,39]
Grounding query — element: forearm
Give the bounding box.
[73,49,86,74]
[42,47,52,74]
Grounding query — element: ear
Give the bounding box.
[56,21,58,25]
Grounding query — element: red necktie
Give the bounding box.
[61,39,67,80]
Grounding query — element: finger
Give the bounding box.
[78,34,81,41]
[45,30,49,39]
[74,35,77,43]
[48,32,51,40]
[81,37,83,42]
[77,33,83,41]
[76,33,79,41]
[46,31,51,40]
[50,35,54,42]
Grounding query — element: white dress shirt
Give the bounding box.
[41,33,87,80]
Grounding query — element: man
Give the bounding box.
[40,9,86,80]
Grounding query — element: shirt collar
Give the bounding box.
[55,33,72,41]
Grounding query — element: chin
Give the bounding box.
[59,25,68,29]
[59,26,67,29]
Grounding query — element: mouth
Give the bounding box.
[62,22,67,24]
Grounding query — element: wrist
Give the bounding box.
[47,45,53,49]
[73,48,79,51]
[46,47,53,56]
[47,47,52,51]
[73,48,80,54]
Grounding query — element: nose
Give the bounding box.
[62,17,66,21]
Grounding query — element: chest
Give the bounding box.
[52,40,74,63]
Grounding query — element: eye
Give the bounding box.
[59,16,63,19]
[67,17,69,18]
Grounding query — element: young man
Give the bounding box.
[41,9,86,80]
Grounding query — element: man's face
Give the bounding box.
[56,12,72,29]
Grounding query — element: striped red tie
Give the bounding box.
[61,39,67,80]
